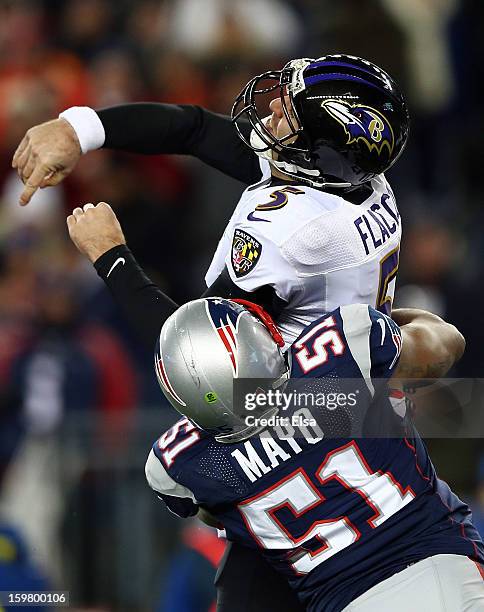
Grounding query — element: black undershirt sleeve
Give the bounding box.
[94,244,179,348]
[96,103,262,185]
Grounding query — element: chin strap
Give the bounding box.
[249,127,352,190]
[270,161,353,190]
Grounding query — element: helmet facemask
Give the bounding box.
[232,59,352,189]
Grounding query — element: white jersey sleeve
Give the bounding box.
[145,449,199,518]
[225,226,301,302]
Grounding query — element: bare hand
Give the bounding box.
[67,202,126,263]
[12,118,82,206]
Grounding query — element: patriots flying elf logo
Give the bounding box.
[205,299,243,376]
[322,100,394,156]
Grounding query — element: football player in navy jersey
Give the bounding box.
[145,299,484,612]
[66,202,484,612]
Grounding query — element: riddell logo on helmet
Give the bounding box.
[289,58,311,96]
[322,99,395,156]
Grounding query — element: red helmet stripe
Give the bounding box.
[157,355,186,406]
[225,320,236,345]
[217,327,237,375]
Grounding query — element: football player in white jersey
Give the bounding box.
[205,55,408,345]
[13,55,410,611]
[13,54,408,347]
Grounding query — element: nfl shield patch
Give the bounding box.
[231,229,262,278]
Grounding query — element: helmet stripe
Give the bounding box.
[308,60,383,80]
[224,316,237,346]
[156,354,187,406]
[304,73,386,94]
[217,326,237,375]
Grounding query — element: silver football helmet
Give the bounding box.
[154,297,289,443]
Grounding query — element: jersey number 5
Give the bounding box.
[377,246,399,316]
[256,186,305,211]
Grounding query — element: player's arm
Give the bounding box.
[345,305,465,387]
[146,443,223,528]
[98,104,258,178]
[12,104,261,205]
[146,448,199,518]
[391,308,465,380]
[67,202,180,346]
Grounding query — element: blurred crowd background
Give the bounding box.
[0,0,482,610]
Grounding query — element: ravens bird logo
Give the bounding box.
[322,100,394,156]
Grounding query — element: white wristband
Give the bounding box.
[59,106,105,154]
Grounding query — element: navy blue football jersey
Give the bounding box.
[146,304,484,612]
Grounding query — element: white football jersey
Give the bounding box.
[205,162,401,346]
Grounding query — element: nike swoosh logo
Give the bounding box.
[377,317,386,345]
[107,257,126,277]
[247,212,270,222]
